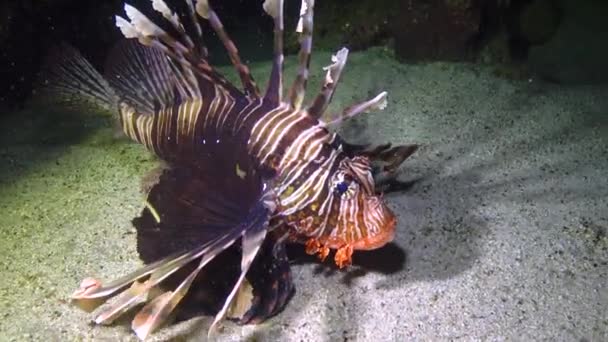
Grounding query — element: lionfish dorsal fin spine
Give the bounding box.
[184,0,207,57]
[326,91,389,126]
[307,47,349,120]
[287,0,314,111]
[194,0,210,18]
[263,0,285,105]
[151,0,183,36]
[200,1,260,98]
[116,2,243,99]
[117,3,204,101]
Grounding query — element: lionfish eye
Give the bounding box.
[335,181,350,195]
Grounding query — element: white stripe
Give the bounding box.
[278,124,324,169]
[235,98,263,134]
[188,99,202,144]
[250,104,288,148]
[214,88,230,132]
[219,92,236,130]
[259,109,305,164]
[281,150,337,215]
[277,135,332,193]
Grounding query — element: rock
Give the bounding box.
[528,0,608,83]
[392,0,482,62]
[517,0,562,45]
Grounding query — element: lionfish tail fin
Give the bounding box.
[36,43,119,116]
[104,39,177,115]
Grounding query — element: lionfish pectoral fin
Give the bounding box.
[131,249,216,340]
[70,278,109,312]
[126,224,251,340]
[134,221,256,339]
[71,231,237,328]
[208,229,267,337]
[226,278,255,321]
[132,166,275,339]
[208,193,275,337]
[238,233,294,324]
[93,280,153,325]
[131,290,173,340]
[70,249,191,311]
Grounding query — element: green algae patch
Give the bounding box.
[0,106,159,341]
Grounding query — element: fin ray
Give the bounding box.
[105,40,176,115]
[288,0,315,110]
[263,0,285,104]
[115,1,244,100]
[308,48,349,120]
[199,0,260,98]
[37,43,118,115]
[208,193,274,337]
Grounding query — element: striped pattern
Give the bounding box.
[113,0,397,266]
[247,104,394,252]
[117,85,238,158]
[118,83,394,252]
[58,1,408,339]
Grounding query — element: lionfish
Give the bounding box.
[43,0,417,339]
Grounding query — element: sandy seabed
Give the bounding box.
[0,47,606,341]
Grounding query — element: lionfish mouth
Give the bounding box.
[305,198,396,269]
[351,202,397,250]
[351,214,396,250]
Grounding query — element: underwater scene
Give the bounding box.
[0,0,606,341]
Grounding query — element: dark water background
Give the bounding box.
[0,1,606,341]
[2,0,608,111]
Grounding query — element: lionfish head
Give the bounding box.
[287,153,396,268]
[327,155,396,248]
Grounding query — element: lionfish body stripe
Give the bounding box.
[42,0,418,339]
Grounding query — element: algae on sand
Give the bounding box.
[0,104,159,340]
[0,46,606,341]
